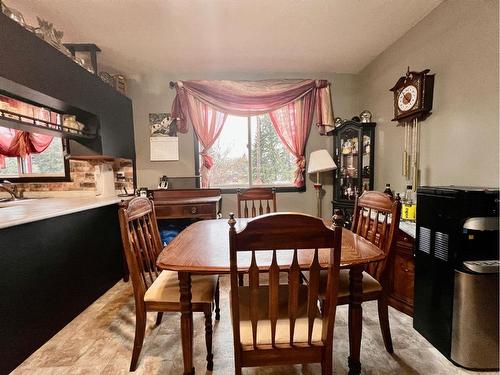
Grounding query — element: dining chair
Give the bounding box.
[228,212,343,374]
[237,187,277,285]
[237,187,277,218]
[319,191,401,353]
[118,197,220,371]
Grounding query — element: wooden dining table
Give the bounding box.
[156,218,385,375]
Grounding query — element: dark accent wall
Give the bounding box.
[0,205,125,375]
[0,13,135,160]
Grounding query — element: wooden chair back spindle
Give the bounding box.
[351,191,401,280]
[228,212,342,371]
[237,187,277,218]
[119,197,163,297]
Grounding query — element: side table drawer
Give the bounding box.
[155,203,216,219]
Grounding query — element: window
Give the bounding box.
[204,114,296,189]
[0,135,68,180]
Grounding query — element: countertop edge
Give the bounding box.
[0,197,127,230]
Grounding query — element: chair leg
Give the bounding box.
[204,308,214,371]
[321,345,333,375]
[238,273,244,286]
[155,312,163,326]
[377,295,394,353]
[215,279,221,321]
[130,308,147,371]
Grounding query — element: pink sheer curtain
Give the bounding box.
[184,95,227,187]
[171,79,334,187]
[0,127,53,171]
[269,92,316,187]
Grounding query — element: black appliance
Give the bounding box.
[413,186,499,366]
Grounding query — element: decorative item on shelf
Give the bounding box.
[113,74,127,95]
[307,149,337,218]
[34,17,73,58]
[360,110,372,123]
[158,175,169,189]
[351,116,361,122]
[341,139,353,155]
[62,115,85,134]
[334,117,343,128]
[390,67,435,191]
[1,1,33,31]
[362,165,370,177]
[363,135,371,154]
[63,44,100,75]
[98,71,114,87]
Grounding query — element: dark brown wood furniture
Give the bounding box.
[237,187,276,218]
[156,218,385,375]
[387,229,415,316]
[318,191,401,355]
[150,188,222,220]
[118,197,220,371]
[237,187,277,285]
[330,120,376,227]
[228,212,342,374]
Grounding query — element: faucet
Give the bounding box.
[0,180,23,201]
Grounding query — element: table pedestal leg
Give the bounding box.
[179,271,195,375]
[348,266,363,375]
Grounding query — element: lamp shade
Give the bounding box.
[307,149,337,174]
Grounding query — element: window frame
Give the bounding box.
[0,137,71,183]
[193,116,305,193]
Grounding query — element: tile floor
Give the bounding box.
[12,276,498,375]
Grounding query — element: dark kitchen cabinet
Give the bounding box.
[0,13,135,161]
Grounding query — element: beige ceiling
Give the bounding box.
[8,0,442,77]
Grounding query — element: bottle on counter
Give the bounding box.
[405,185,413,203]
[383,183,394,197]
[402,184,416,221]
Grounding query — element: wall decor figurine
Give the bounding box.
[34,17,72,57]
[0,1,33,31]
[360,110,372,123]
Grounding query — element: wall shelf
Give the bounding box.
[0,109,97,140]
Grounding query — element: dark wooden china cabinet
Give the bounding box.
[330,120,376,227]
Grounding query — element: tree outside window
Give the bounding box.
[205,114,295,188]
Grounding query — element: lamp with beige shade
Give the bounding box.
[307,149,336,217]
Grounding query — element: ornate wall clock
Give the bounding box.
[390,68,435,123]
[389,67,435,191]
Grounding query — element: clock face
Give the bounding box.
[397,85,418,112]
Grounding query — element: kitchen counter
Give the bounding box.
[399,220,416,238]
[0,196,130,229]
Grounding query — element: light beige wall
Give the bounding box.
[128,73,359,217]
[357,0,499,193]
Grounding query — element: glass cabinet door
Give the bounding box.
[337,126,361,201]
[361,128,373,193]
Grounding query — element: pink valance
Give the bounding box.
[170,79,334,188]
[171,79,333,133]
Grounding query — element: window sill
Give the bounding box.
[218,186,305,194]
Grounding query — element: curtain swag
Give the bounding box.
[171,79,334,188]
[0,126,53,170]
